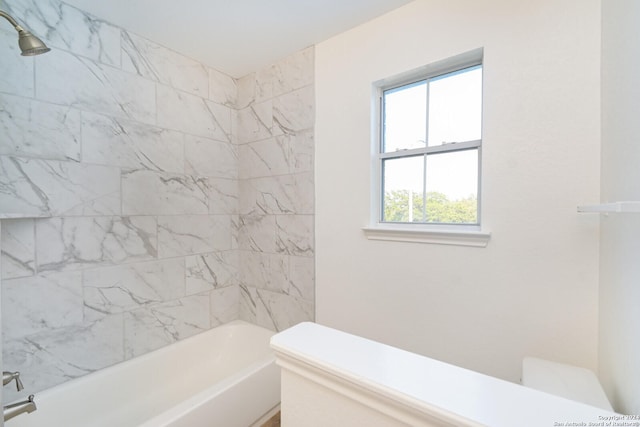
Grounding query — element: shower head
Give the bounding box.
[17,28,50,56]
[1,10,50,56]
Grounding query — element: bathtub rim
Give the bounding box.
[11,319,274,405]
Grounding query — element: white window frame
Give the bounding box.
[364,48,490,247]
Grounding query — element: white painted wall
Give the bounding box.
[315,0,601,383]
[599,0,640,415]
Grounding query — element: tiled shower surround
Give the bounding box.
[0,0,314,400]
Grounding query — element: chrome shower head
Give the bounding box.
[1,10,50,56]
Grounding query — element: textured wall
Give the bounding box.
[0,0,314,401]
[315,0,601,384]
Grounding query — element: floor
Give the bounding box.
[260,411,281,427]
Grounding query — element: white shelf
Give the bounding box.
[577,201,640,213]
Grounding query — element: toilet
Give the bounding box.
[521,357,614,411]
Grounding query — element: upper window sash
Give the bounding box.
[380,64,483,155]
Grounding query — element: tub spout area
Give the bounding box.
[3,395,37,422]
[1,321,277,427]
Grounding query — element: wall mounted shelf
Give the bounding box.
[577,201,640,214]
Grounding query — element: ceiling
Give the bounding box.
[62,0,414,78]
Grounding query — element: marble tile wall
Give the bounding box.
[0,0,244,401]
[236,48,315,332]
[0,0,315,402]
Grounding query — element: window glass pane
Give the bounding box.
[427,66,482,146]
[382,156,425,222]
[383,81,427,153]
[425,149,478,224]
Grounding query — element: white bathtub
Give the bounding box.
[8,320,280,427]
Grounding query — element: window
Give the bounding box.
[376,54,483,229]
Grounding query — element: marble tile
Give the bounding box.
[272,46,314,97]
[239,177,276,216]
[184,136,238,178]
[240,251,314,301]
[82,112,184,173]
[288,172,315,214]
[236,100,276,144]
[276,215,314,256]
[208,68,237,107]
[36,50,156,124]
[0,156,120,217]
[124,294,210,358]
[5,0,121,66]
[122,31,208,97]
[240,250,288,293]
[1,219,36,279]
[238,284,257,323]
[36,216,157,272]
[156,84,231,142]
[237,214,276,253]
[288,256,315,302]
[83,258,186,320]
[237,131,313,179]
[287,130,314,174]
[186,251,239,294]
[3,314,124,399]
[0,8,316,396]
[266,253,290,293]
[236,67,273,107]
[0,93,81,161]
[259,290,313,332]
[207,100,233,141]
[210,285,239,327]
[273,86,315,134]
[158,215,232,258]
[240,250,270,289]
[255,66,274,103]
[208,178,238,215]
[122,170,209,215]
[230,109,240,146]
[239,137,289,179]
[239,173,314,216]
[0,29,34,97]
[230,214,240,250]
[2,271,83,340]
[239,286,313,332]
[235,72,256,109]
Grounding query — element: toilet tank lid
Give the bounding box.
[521,357,613,412]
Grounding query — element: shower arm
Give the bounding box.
[0,10,24,32]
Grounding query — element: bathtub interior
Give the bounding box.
[140,358,281,427]
[6,321,279,427]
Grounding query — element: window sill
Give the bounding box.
[362,226,491,247]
